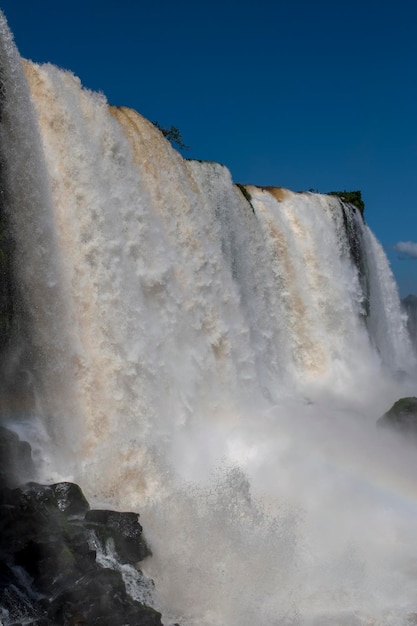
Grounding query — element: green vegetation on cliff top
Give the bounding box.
[151,122,365,219]
[327,190,365,216]
[152,121,189,151]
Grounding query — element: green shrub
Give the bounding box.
[152,122,189,151]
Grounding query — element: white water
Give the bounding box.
[1,12,417,625]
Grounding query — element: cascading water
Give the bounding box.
[1,11,417,625]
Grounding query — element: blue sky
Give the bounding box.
[1,0,416,296]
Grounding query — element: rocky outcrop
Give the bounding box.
[85,509,150,565]
[377,397,417,436]
[0,426,163,626]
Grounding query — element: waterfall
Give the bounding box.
[1,12,417,626]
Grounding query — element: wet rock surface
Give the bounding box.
[0,427,162,625]
[377,397,417,436]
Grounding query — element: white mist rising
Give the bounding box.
[1,12,417,625]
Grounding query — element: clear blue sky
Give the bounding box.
[1,0,416,296]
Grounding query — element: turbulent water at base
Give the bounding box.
[1,13,417,626]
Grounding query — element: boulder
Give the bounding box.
[18,481,90,517]
[377,397,417,436]
[85,509,151,564]
[48,568,162,626]
[0,427,163,625]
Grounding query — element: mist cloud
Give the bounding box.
[394,241,417,259]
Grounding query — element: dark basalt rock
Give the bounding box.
[85,509,151,564]
[50,481,91,517]
[12,480,90,521]
[377,397,417,436]
[48,567,160,626]
[0,427,163,626]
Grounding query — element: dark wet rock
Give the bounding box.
[51,481,91,517]
[18,480,90,517]
[0,427,163,625]
[48,568,162,626]
[377,397,417,436]
[85,509,151,564]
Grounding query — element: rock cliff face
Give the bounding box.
[0,427,162,626]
